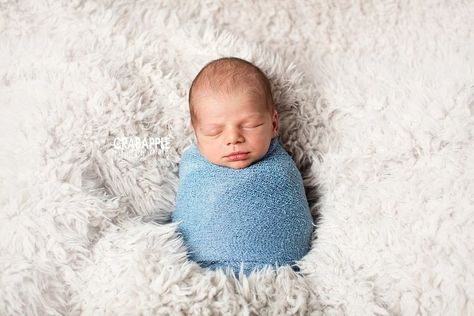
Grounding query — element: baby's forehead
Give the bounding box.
[193,79,266,101]
[193,89,267,113]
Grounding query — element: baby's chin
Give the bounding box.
[224,160,253,169]
[212,158,255,169]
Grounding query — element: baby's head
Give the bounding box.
[189,57,279,169]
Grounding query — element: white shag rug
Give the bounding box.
[0,1,473,315]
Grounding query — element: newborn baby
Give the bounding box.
[172,57,314,276]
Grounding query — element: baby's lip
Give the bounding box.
[225,151,249,157]
[225,151,250,161]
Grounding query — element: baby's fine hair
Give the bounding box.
[188,57,275,126]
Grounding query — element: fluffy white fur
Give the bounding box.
[0,1,472,315]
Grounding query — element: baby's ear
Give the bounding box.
[272,110,279,136]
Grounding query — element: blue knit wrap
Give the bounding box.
[171,137,314,275]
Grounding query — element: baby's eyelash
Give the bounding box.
[204,123,263,135]
[206,131,222,136]
[243,123,264,128]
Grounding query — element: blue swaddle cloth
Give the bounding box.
[171,137,314,276]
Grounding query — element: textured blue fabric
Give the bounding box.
[171,137,314,276]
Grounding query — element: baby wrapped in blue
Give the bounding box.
[172,137,314,276]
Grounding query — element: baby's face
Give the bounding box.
[192,90,278,169]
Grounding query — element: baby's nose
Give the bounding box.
[226,129,244,145]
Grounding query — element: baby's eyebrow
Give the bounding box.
[200,123,223,128]
[200,114,266,129]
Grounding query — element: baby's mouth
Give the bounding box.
[225,152,250,161]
